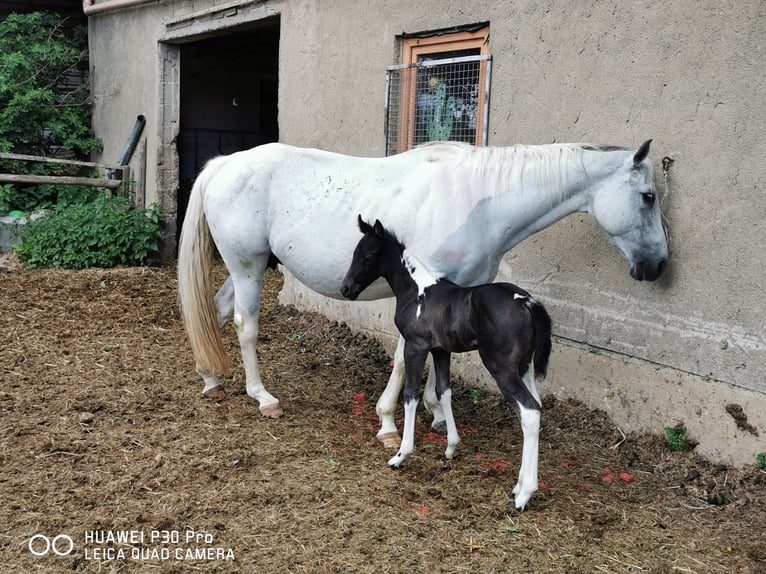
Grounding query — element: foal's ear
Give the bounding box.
[373,219,385,239]
[357,214,373,234]
[633,139,652,166]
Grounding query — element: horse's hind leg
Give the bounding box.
[511,401,540,511]
[512,363,542,507]
[483,355,541,511]
[230,262,282,418]
[214,276,235,329]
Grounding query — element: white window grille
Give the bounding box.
[385,54,491,156]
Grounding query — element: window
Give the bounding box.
[385,25,491,155]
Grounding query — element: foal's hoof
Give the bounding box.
[377,432,402,449]
[430,420,448,434]
[203,386,227,401]
[260,402,284,419]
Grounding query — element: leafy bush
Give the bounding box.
[756,453,766,471]
[14,194,162,269]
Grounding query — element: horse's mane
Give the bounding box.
[416,141,630,205]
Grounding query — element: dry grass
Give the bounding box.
[1,263,764,573]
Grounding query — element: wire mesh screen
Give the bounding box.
[385,54,491,156]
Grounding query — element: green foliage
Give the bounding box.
[664,424,692,452]
[755,452,766,471]
[0,183,14,213]
[14,194,162,269]
[0,12,100,156]
[0,12,102,213]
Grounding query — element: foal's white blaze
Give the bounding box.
[513,403,541,511]
[401,250,438,319]
[388,398,418,468]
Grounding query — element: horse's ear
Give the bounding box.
[373,219,385,239]
[633,139,652,166]
[358,214,373,234]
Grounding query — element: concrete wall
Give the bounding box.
[86,0,765,465]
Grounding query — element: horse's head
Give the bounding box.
[588,140,668,281]
[340,216,394,300]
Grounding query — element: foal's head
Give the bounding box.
[340,216,402,300]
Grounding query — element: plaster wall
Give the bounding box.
[86,0,765,465]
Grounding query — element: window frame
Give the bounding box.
[385,26,491,155]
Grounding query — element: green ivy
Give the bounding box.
[13,194,162,269]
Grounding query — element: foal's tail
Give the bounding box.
[177,156,231,376]
[524,298,552,379]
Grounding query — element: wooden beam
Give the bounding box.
[0,152,125,172]
[0,173,122,190]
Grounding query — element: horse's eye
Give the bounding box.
[642,192,656,207]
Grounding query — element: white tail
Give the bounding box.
[177,157,230,376]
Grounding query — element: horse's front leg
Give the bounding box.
[388,343,428,469]
[422,358,448,433]
[375,336,406,448]
[231,272,283,418]
[430,350,460,460]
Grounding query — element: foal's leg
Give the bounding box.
[431,350,460,460]
[388,344,429,469]
[422,363,448,433]
[230,261,283,418]
[376,336,406,448]
[483,354,541,511]
[512,364,542,507]
[378,343,445,448]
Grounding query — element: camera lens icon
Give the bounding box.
[28,534,75,556]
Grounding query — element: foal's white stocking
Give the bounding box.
[512,367,542,510]
[512,404,540,511]
[422,365,448,432]
[388,398,418,468]
[439,388,461,460]
[377,338,447,448]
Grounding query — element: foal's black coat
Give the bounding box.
[341,217,551,433]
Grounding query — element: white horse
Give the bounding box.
[178,140,668,446]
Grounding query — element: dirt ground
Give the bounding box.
[1,261,764,573]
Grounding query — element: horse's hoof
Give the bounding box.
[260,402,284,418]
[203,386,227,401]
[377,432,402,449]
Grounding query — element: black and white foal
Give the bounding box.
[341,217,552,510]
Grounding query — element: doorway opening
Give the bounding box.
[176,18,279,239]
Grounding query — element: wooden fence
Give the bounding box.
[0,152,128,192]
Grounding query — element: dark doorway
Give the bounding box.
[177,18,279,237]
